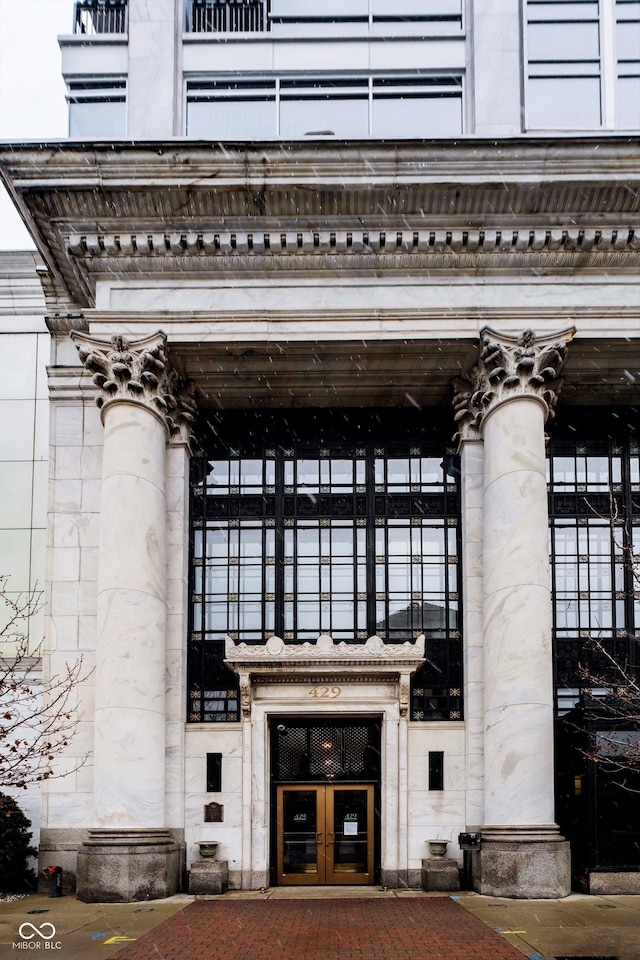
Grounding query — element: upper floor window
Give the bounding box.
[74,0,128,35]
[525,0,640,130]
[67,78,127,138]
[186,74,463,138]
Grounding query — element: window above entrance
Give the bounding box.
[187,410,463,723]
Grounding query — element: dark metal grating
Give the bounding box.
[271,718,381,784]
[187,409,462,722]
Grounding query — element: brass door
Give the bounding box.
[276,784,374,885]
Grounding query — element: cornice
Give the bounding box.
[1,137,638,186]
[1,138,638,306]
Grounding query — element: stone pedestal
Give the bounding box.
[472,826,570,899]
[189,860,229,896]
[76,829,181,903]
[421,858,460,892]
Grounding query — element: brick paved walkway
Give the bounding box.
[112,898,526,960]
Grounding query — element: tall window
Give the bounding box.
[548,417,639,714]
[188,411,462,722]
[525,0,640,130]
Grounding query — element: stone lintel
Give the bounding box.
[225,632,425,664]
[226,635,424,718]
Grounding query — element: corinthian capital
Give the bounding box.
[71,330,196,445]
[453,326,575,444]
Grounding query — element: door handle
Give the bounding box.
[316,833,323,844]
[326,832,335,845]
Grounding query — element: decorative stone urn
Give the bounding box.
[422,840,458,892]
[196,841,219,860]
[427,840,449,858]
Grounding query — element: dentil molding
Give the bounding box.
[65,225,638,261]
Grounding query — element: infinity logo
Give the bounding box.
[18,922,57,940]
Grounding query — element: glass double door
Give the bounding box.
[276,784,374,885]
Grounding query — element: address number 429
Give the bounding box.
[309,686,341,699]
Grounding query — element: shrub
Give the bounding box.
[0,793,37,893]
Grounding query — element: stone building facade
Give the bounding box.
[0,0,638,902]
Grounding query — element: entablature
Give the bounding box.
[1,138,638,307]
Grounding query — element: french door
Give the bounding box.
[276,784,374,885]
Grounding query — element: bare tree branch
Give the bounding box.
[571,494,640,785]
[0,576,91,789]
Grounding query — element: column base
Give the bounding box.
[76,829,181,903]
[472,825,570,899]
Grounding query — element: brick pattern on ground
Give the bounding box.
[112,898,526,960]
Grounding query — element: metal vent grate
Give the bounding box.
[272,719,380,783]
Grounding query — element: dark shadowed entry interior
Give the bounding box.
[270,717,381,885]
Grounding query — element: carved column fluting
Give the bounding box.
[72,331,193,902]
[455,326,574,898]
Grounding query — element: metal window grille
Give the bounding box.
[271,717,381,783]
[187,410,462,722]
[548,416,639,715]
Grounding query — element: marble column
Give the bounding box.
[454,326,574,898]
[71,332,194,902]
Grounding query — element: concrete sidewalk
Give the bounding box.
[0,888,638,960]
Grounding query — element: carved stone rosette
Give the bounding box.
[71,330,196,445]
[453,326,575,445]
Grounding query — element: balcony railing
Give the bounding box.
[74,0,128,35]
[185,1,463,36]
[186,0,271,33]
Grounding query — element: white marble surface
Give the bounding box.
[104,276,636,318]
[473,0,522,135]
[93,401,168,828]
[459,439,485,826]
[482,395,556,827]
[407,725,466,868]
[127,0,176,138]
